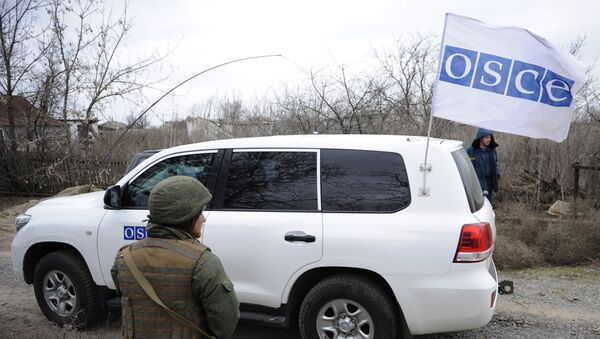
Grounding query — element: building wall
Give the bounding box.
[68,121,99,141]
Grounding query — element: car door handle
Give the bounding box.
[284,231,316,243]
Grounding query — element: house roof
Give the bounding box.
[99,120,127,130]
[66,118,99,123]
[0,95,65,127]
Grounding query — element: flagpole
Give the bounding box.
[419,13,448,197]
[419,112,434,196]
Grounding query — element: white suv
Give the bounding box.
[11,135,497,338]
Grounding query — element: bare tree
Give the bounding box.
[78,3,166,142]
[50,0,99,145]
[307,68,353,134]
[47,0,168,147]
[274,37,437,138]
[125,111,149,129]
[275,84,322,134]
[279,65,378,134]
[22,31,65,152]
[374,35,437,135]
[0,0,47,152]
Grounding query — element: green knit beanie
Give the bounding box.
[148,176,212,226]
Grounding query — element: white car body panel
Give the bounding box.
[202,210,322,308]
[97,208,149,288]
[11,192,107,285]
[385,259,497,335]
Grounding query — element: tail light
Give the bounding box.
[453,222,493,263]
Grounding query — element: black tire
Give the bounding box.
[299,274,400,339]
[33,250,100,328]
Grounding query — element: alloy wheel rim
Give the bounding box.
[42,269,77,317]
[316,298,373,339]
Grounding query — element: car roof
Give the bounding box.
[119,135,465,186]
[162,134,463,153]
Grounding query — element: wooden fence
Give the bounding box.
[0,151,126,195]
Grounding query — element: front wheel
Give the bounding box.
[299,275,400,339]
[33,250,100,328]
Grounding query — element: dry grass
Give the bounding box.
[494,202,600,269]
[494,235,542,269]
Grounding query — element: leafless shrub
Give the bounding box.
[494,203,600,269]
[536,213,600,266]
[494,235,542,269]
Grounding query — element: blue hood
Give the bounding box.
[471,128,498,149]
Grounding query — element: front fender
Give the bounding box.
[11,208,107,286]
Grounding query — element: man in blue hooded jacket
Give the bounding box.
[467,128,500,204]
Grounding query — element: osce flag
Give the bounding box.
[432,13,586,142]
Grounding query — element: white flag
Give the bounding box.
[432,13,586,142]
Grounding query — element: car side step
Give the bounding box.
[107,297,289,328]
[240,310,288,328]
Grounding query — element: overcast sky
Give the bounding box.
[115,0,600,125]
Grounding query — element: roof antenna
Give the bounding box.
[91,54,283,191]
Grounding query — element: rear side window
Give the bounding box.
[452,149,484,212]
[321,149,410,212]
[223,151,318,211]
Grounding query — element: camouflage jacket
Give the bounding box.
[112,224,240,338]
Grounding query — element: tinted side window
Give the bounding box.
[124,151,158,175]
[223,152,318,210]
[122,153,215,208]
[321,149,410,212]
[452,149,484,212]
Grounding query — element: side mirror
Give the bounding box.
[104,185,122,209]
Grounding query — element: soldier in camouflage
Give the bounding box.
[112,176,240,338]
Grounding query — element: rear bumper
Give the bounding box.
[386,259,498,335]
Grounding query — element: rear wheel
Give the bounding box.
[299,274,400,339]
[33,250,100,328]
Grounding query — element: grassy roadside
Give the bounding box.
[493,201,600,269]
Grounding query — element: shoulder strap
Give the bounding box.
[122,246,215,339]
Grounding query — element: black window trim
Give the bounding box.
[319,148,412,214]
[119,147,412,214]
[212,147,411,214]
[212,148,321,213]
[120,149,224,210]
[451,148,484,213]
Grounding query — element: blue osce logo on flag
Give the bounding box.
[439,45,575,107]
[124,226,146,240]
